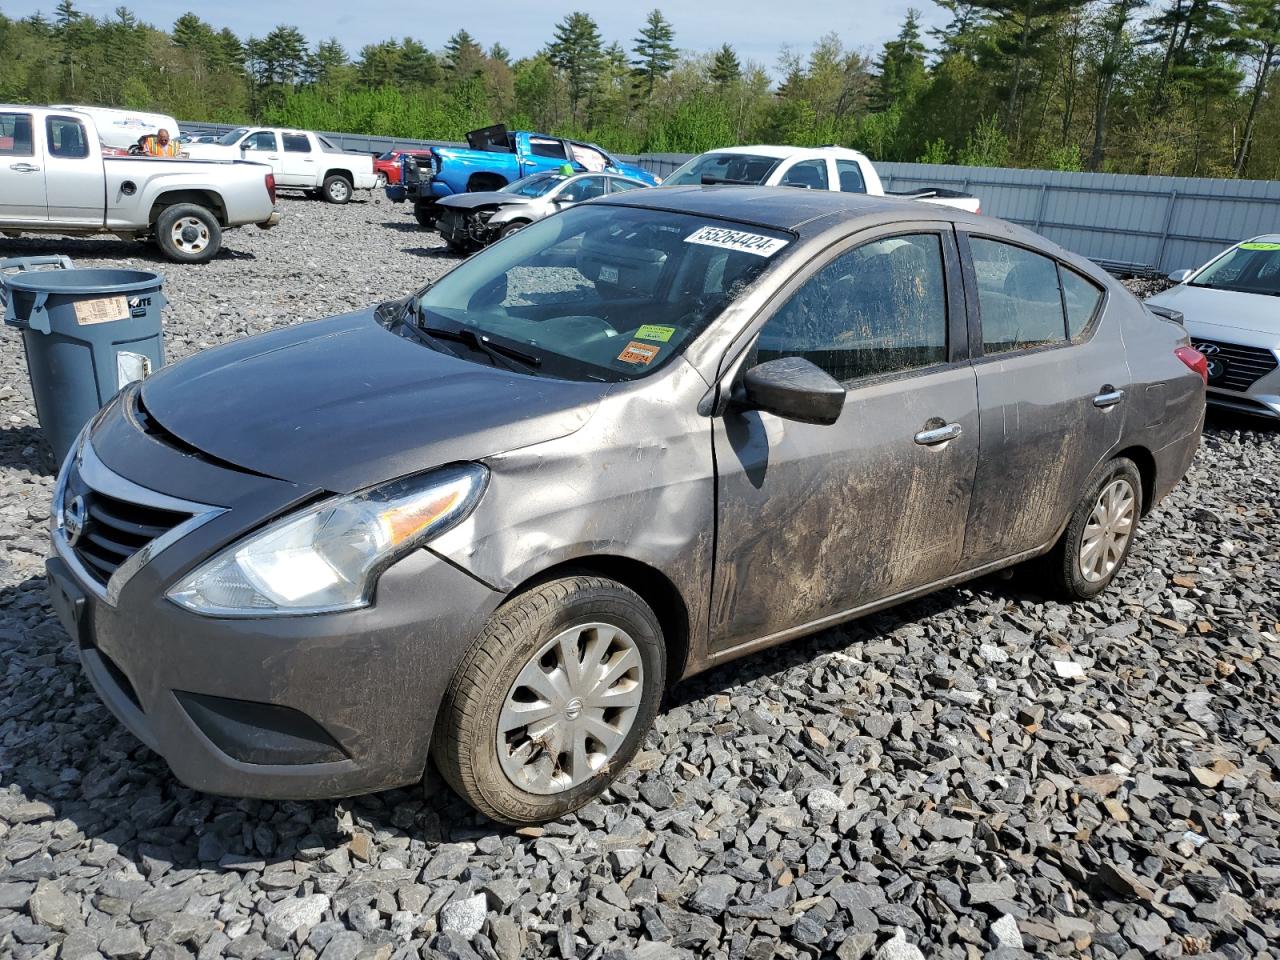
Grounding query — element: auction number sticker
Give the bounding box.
[1239,242,1280,251]
[74,296,130,326]
[635,324,675,343]
[617,341,661,365]
[685,225,788,257]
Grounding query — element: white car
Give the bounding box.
[1145,235,1280,419]
[185,128,379,203]
[51,104,181,153]
[663,145,981,214]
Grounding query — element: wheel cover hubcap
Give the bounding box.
[1079,477,1136,583]
[172,217,209,253]
[497,622,643,795]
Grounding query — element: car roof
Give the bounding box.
[596,184,979,235]
[694,144,869,161]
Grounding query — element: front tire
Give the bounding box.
[154,203,221,264]
[322,174,352,204]
[414,202,437,228]
[432,576,666,825]
[500,220,530,239]
[1043,457,1143,600]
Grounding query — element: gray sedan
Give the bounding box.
[47,188,1204,824]
[435,171,650,252]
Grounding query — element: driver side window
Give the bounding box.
[757,233,949,383]
[243,131,277,151]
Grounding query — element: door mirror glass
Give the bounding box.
[1167,268,1193,283]
[738,357,846,425]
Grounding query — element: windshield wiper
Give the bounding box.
[420,325,542,372]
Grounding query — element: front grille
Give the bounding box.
[1193,338,1279,392]
[66,471,191,587]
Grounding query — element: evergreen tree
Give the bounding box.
[308,38,349,87]
[631,9,677,100]
[872,8,927,112]
[488,42,510,65]
[709,43,740,86]
[1086,0,1142,170]
[1231,0,1280,174]
[547,11,604,121]
[398,38,439,89]
[357,41,401,88]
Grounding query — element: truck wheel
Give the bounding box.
[432,576,666,825]
[414,203,437,228]
[155,204,222,264]
[323,175,353,204]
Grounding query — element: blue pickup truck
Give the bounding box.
[386,124,658,227]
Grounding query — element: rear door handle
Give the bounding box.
[1094,387,1125,408]
[915,422,963,446]
[9,162,40,173]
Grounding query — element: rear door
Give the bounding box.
[958,232,1129,565]
[519,135,571,177]
[710,224,978,655]
[279,132,316,186]
[0,110,46,222]
[43,114,100,225]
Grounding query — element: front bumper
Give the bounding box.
[49,421,502,800]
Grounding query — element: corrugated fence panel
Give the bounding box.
[180,121,1280,273]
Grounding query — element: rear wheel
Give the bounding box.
[154,203,221,264]
[1042,457,1142,599]
[322,174,352,204]
[432,576,666,824]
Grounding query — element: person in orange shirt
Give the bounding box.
[143,128,180,158]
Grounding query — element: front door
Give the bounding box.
[240,130,283,177]
[958,233,1129,565]
[0,110,46,222]
[711,227,979,655]
[279,132,316,186]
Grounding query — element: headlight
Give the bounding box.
[167,464,487,617]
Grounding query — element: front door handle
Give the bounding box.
[9,162,40,173]
[915,421,963,446]
[1094,387,1125,408]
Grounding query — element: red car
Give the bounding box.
[374,150,433,186]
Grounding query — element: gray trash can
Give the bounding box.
[1,256,166,465]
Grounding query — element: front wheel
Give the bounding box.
[322,174,352,204]
[500,220,530,239]
[154,203,222,264]
[1042,457,1143,600]
[432,576,666,824]
[414,202,437,228]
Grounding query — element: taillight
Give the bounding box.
[265,173,276,204]
[1175,345,1208,384]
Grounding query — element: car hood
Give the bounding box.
[1146,284,1280,338]
[439,192,537,210]
[138,310,607,493]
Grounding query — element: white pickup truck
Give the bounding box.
[0,105,279,263]
[664,145,982,213]
[185,128,380,204]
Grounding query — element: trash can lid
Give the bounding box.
[2,268,162,296]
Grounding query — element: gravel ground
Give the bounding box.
[1,198,1278,960]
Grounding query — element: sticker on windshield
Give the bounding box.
[685,226,788,257]
[618,341,661,365]
[599,265,620,283]
[635,324,675,343]
[1239,242,1280,251]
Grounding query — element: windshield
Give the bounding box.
[500,173,565,198]
[217,127,249,147]
[414,204,793,382]
[377,150,395,161]
[1191,241,1280,296]
[665,152,784,186]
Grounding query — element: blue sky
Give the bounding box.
[7,1,950,69]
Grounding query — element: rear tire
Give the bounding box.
[432,576,666,825]
[154,203,221,264]
[1042,457,1143,600]
[322,174,352,204]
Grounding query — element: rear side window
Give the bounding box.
[970,238,1065,354]
[46,117,88,158]
[1060,267,1103,339]
[282,134,310,153]
[529,137,567,160]
[609,178,644,193]
[835,159,866,193]
[779,159,829,190]
[757,233,949,383]
[0,113,33,157]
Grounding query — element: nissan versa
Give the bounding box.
[47,188,1206,824]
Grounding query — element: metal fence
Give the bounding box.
[180,120,1280,275]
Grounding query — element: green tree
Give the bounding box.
[709,43,740,86]
[631,9,677,100]
[872,8,927,112]
[397,38,439,89]
[1086,0,1143,170]
[1231,0,1280,174]
[547,11,604,122]
[308,38,350,87]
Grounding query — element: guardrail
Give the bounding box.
[180,121,1280,274]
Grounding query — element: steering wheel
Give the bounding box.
[127,144,144,156]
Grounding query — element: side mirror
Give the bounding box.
[1167,269,1193,283]
[239,142,249,152]
[737,357,845,426]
